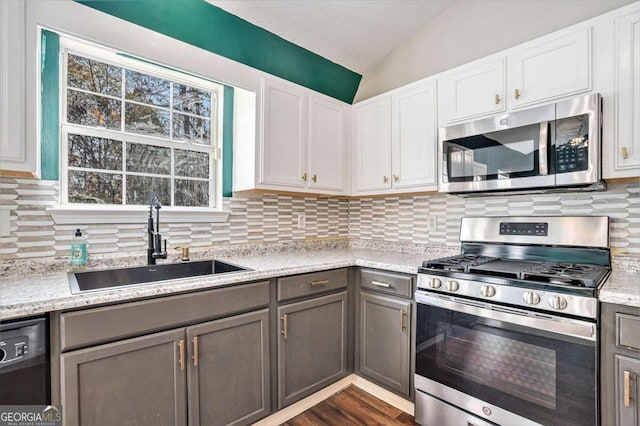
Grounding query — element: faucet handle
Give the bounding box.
[175,246,190,262]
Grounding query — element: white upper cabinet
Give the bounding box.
[0,0,33,176]
[260,78,308,188]
[444,58,506,124]
[508,28,592,109]
[392,80,438,190]
[308,95,349,192]
[603,4,640,178]
[352,79,438,195]
[352,96,392,193]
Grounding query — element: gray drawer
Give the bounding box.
[617,313,640,351]
[277,269,347,302]
[360,269,413,298]
[60,281,270,351]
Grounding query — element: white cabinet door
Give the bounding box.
[445,58,506,123]
[260,78,307,188]
[0,0,31,175]
[308,95,348,193]
[509,28,591,109]
[606,9,640,178]
[391,81,438,191]
[352,97,392,193]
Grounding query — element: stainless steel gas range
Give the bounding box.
[414,216,610,426]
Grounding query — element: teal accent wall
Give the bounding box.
[40,30,60,181]
[75,0,361,104]
[222,86,234,197]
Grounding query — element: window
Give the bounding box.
[60,38,223,210]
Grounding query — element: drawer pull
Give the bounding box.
[624,370,631,408]
[178,340,185,371]
[400,310,406,332]
[622,147,629,160]
[192,336,199,367]
[310,280,329,286]
[281,314,288,340]
[495,94,500,105]
[311,174,317,183]
[301,172,307,182]
[515,88,521,99]
[383,176,389,184]
[371,281,391,288]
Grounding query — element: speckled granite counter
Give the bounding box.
[1,242,638,320]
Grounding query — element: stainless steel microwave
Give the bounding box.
[439,93,603,195]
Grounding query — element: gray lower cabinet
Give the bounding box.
[601,302,640,426]
[359,291,411,396]
[61,328,187,426]
[277,291,348,408]
[186,309,270,426]
[61,310,270,426]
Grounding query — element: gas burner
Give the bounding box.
[522,262,609,288]
[422,254,497,272]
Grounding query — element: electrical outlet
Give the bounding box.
[297,213,306,229]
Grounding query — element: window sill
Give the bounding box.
[47,205,230,224]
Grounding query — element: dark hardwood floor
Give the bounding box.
[282,386,417,425]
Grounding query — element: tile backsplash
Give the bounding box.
[0,177,638,260]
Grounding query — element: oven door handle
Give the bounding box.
[416,292,596,342]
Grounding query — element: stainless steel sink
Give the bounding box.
[68,260,250,293]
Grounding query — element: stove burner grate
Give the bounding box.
[522,262,609,288]
[422,254,497,272]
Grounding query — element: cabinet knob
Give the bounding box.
[301,172,307,182]
[311,174,317,183]
[393,175,399,183]
[622,147,629,160]
[515,88,521,100]
[495,94,501,105]
[383,176,389,184]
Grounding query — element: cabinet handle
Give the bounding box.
[311,174,317,183]
[192,336,199,367]
[383,176,389,184]
[515,88,521,100]
[178,340,185,371]
[281,314,288,340]
[624,370,631,408]
[310,280,329,286]
[393,175,399,183]
[371,280,390,288]
[301,172,307,182]
[399,310,406,332]
[495,94,501,104]
[622,147,629,160]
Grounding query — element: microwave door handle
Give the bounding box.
[539,121,549,175]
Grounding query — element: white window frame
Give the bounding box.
[48,34,230,224]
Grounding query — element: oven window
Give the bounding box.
[444,123,546,182]
[415,302,596,426]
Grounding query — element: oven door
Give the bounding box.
[439,103,555,194]
[415,292,597,426]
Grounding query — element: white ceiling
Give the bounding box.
[206,0,453,74]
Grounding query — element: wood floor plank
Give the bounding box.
[343,385,403,418]
[282,386,417,426]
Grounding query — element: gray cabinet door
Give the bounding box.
[61,328,187,426]
[617,354,640,426]
[359,291,411,396]
[186,309,270,426]
[278,291,348,408]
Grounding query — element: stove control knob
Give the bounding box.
[548,295,568,310]
[480,285,496,298]
[523,291,541,305]
[429,278,442,289]
[446,280,460,292]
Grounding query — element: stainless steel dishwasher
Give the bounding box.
[0,316,50,404]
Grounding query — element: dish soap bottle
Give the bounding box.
[71,229,87,268]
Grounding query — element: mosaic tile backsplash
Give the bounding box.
[0,177,638,260]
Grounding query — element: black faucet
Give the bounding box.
[147,192,167,265]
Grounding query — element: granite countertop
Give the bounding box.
[1,243,638,320]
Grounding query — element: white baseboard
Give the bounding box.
[253,375,353,425]
[351,375,415,416]
[252,374,414,425]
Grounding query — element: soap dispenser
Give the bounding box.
[71,228,87,268]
